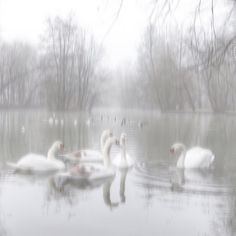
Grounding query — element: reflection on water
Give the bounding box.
[1,111,236,235]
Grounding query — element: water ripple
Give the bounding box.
[133,161,236,196]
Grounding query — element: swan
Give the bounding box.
[48,113,56,125]
[21,126,25,134]
[55,136,120,184]
[7,141,65,173]
[62,129,113,163]
[121,118,126,126]
[48,117,54,125]
[73,119,78,126]
[112,133,134,168]
[138,120,147,128]
[86,118,91,126]
[170,143,215,168]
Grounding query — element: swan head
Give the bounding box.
[120,133,127,147]
[107,136,120,146]
[101,129,113,150]
[103,136,120,154]
[47,141,64,159]
[51,141,64,153]
[102,136,119,168]
[102,129,113,139]
[170,143,186,155]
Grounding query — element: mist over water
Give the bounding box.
[0,1,236,235]
[0,110,235,236]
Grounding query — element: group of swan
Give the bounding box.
[61,130,133,168]
[61,129,113,163]
[7,129,215,186]
[58,136,120,183]
[7,129,134,184]
[56,131,134,183]
[70,114,147,128]
[48,114,64,126]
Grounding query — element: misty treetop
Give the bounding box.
[136,0,236,112]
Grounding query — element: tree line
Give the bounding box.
[0,16,101,112]
[133,0,236,112]
[1,0,236,113]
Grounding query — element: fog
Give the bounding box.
[1,1,236,236]
[0,0,235,111]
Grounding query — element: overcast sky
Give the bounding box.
[0,0,233,68]
[0,0,151,68]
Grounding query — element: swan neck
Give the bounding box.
[103,142,112,168]
[177,150,186,168]
[47,147,57,160]
[100,133,107,152]
[121,145,126,162]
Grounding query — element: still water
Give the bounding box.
[0,110,236,236]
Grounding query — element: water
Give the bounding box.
[0,110,236,236]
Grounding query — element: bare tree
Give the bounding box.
[0,42,38,108]
[137,24,197,112]
[40,15,101,111]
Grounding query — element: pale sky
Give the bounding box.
[0,0,233,68]
[0,0,150,68]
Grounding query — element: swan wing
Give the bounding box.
[61,150,103,163]
[6,162,19,170]
[112,153,134,168]
[126,154,135,166]
[185,147,215,168]
[12,154,64,172]
[89,168,115,181]
[80,150,103,162]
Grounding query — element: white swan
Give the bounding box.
[55,136,120,184]
[86,118,92,126]
[48,117,54,125]
[7,141,65,173]
[170,143,215,168]
[73,119,78,126]
[62,129,113,163]
[112,133,134,168]
[21,126,26,134]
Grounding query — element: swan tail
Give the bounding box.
[6,162,18,170]
[6,162,33,174]
[211,154,215,163]
[208,152,215,168]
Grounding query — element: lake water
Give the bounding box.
[0,110,236,236]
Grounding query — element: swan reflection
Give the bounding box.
[169,167,216,193]
[119,169,128,203]
[50,166,131,209]
[103,178,119,209]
